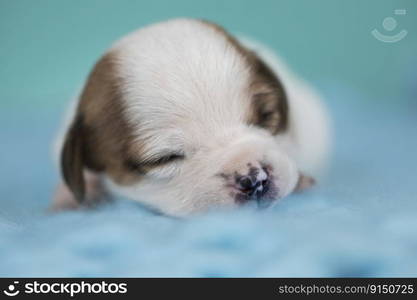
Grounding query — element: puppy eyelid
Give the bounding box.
[125,152,185,171]
[145,153,185,166]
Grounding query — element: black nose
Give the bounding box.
[237,174,269,199]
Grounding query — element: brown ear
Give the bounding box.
[294,173,316,192]
[61,114,86,203]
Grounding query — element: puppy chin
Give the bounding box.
[105,179,236,217]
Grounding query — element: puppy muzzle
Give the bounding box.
[234,165,278,208]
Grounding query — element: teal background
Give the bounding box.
[1,0,416,110]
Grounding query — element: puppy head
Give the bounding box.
[61,19,302,216]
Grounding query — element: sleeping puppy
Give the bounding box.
[53,18,330,216]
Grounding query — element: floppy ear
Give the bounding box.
[294,173,316,192]
[61,114,86,203]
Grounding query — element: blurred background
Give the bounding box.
[0,0,416,276]
[1,0,416,110]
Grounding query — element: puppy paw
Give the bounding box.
[50,182,80,211]
[294,173,316,192]
[50,173,110,212]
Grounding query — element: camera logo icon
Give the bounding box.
[3,281,20,297]
[372,9,407,43]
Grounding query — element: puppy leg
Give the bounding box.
[294,173,316,193]
[51,171,108,211]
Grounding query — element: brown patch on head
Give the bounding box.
[61,51,144,202]
[200,20,288,135]
[245,56,288,135]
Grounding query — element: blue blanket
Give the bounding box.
[1,84,416,277]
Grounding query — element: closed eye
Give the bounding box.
[144,153,185,166]
[125,152,185,172]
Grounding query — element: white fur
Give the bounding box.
[54,19,330,216]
